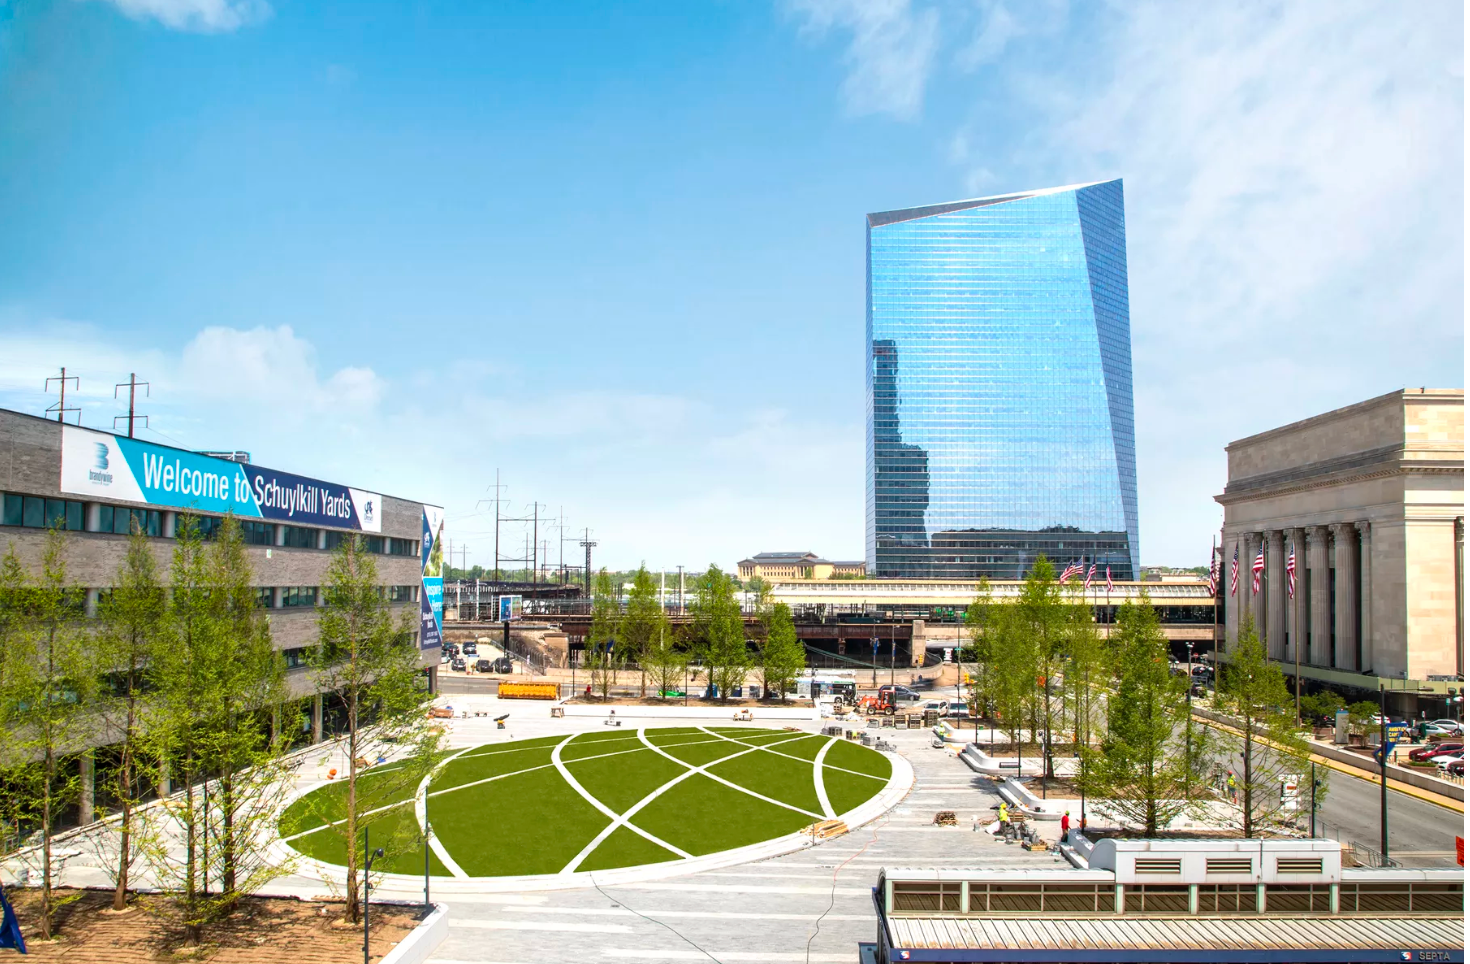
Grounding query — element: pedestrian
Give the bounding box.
[1078,813,1087,833]
[997,802,1009,835]
[1061,810,1071,839]
[1227,771,1238,804]
[585,683,592,699]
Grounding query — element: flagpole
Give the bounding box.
[1292,540,1302,725]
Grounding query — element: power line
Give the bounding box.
[44,367,80,424]
[113,372,150,437]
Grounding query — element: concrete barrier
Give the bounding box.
[1192,706,1463,803]
[378,902,449,964]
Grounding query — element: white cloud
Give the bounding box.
[955,0,1067,70]
[0,320,864,571]
[88,0,271,33]
[786,0,941,120]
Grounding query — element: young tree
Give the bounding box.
[92,526,166,911]
[198,516,294,905]
[1013,557,1079,781]
[757,602,805,701]
[618,566,662,698]
[0,530,98,939]
[690,566,747,702]
[1080,597,1203,835]
[641,609,687,699]
[586,569,621,701]
[1216,621,1320,837]
[307,533,444,924]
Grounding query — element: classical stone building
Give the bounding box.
[1215,389,1463,715]
[737,552,866,581]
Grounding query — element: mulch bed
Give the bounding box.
[6,888,423,963]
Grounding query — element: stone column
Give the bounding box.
[1356,522,1372,674]
[1266,530,1286,660]
[78,749,95,823]
[311,693,324,744]
[1332,523,1358,671]
[1289,528,1309,668]
[1309,526,1331,666]
[84,588,100,619]
[1250,532,1267,637]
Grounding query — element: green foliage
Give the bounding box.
[0,530,97,938]
[1299,689,1346,725]
[757,602,806,701]
[90,526,166,910]
[619,566,663,697]
[587,569,621,700]
[641,610,687,701]
[689,565,748,702]
[1217,620,1321,837]
[307,532,444,922]
[1080,595,1204,834]
[143,515,296,943]
[1346,701,1380,736]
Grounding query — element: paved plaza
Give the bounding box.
[360,699,1061,964]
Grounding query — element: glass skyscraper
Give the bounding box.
[865,179,1139,580]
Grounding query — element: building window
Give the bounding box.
[241,520,275,546]
[2,494,84,530]
[1197,885,1257,914]
[1123,885,1190,914]
[388,585,416,602]
[282,525,318,549]
[281,586,317,608]
[386,537,416,556]
[363,536,384,554]
[891,881,962,914]
[324,530,348,551]
[283,647,308,669]
[257,587,275,609]
[177,514,224,541]
[1263,885,1330,913]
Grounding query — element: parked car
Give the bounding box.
[1410,742,1461,762]
[475,658,492,673]
[450,657,466,671]
[879,684,923,707]
[1428,719,1462,729]
[1424,720,1464,737]
[1447,760,1464,778]
[444,643,459,657]
[463,641,478,656]
[1429,750,1463,767]
[492,656,513,674]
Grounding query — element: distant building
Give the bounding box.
[866,180,1140,581]
[1216,388,1463,716]
[737,552,866,581]
[1141,566,1208,583]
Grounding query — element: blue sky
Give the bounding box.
[0,0,1463,574]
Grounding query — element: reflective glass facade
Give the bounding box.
[865,180,1139,580]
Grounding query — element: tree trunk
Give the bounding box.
[114,743,133,911]
[1243,725,1254,838]
[221,771,236,895]
[183,746,200,946]
[345,690,360,924]
[40,743,54,940]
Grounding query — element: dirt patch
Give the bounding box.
[7,888,423,963]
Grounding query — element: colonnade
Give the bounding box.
[1229,522,1371,674]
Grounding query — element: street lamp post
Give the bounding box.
[423,823,432,915]
[1185,642,1194,800]
[1379,685,1389,859]
[364,830,384,964]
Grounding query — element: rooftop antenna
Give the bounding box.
[45,367,80,424]
[113,373,151,438]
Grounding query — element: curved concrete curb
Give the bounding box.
[378,901,449,964]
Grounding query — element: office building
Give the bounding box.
[866,180,1139,580]
[1216,388,1463,715]
[0,407,446,755]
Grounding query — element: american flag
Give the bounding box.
[1058,560,1084,583]
[1251,542,1265,593]
[1206,550,1218,596]
[1106,566,1114,593]
[1286,545,1297,598]
[1229,545,1240,597]
[1084,562,1097,590]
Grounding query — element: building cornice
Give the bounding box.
[1216,453,1464,506]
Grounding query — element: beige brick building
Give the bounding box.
[737,551,866,581]
[1215,389,1463,715]
[0,407,443,740]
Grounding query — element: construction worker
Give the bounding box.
[1227,771,1238,803]
[997,802,1009,835]
[1060,811,1071,839]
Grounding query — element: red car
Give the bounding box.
[1410,742,1461,762]
[1448,760,1464,778]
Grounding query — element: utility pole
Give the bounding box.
[580,529,597,597]
[1379,684,1389,859]
[45,367,80,424]
[475,471,507,583]
[113,373,150,437]
[677,565,685,614]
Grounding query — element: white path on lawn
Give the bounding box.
[551,734,693,867]
[417,745,476,878]
[560,727,828,875]
[641,729,825,822]
[701,730,888,784]
[810,737,837,819]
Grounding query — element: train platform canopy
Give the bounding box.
[879,914,1464,963]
